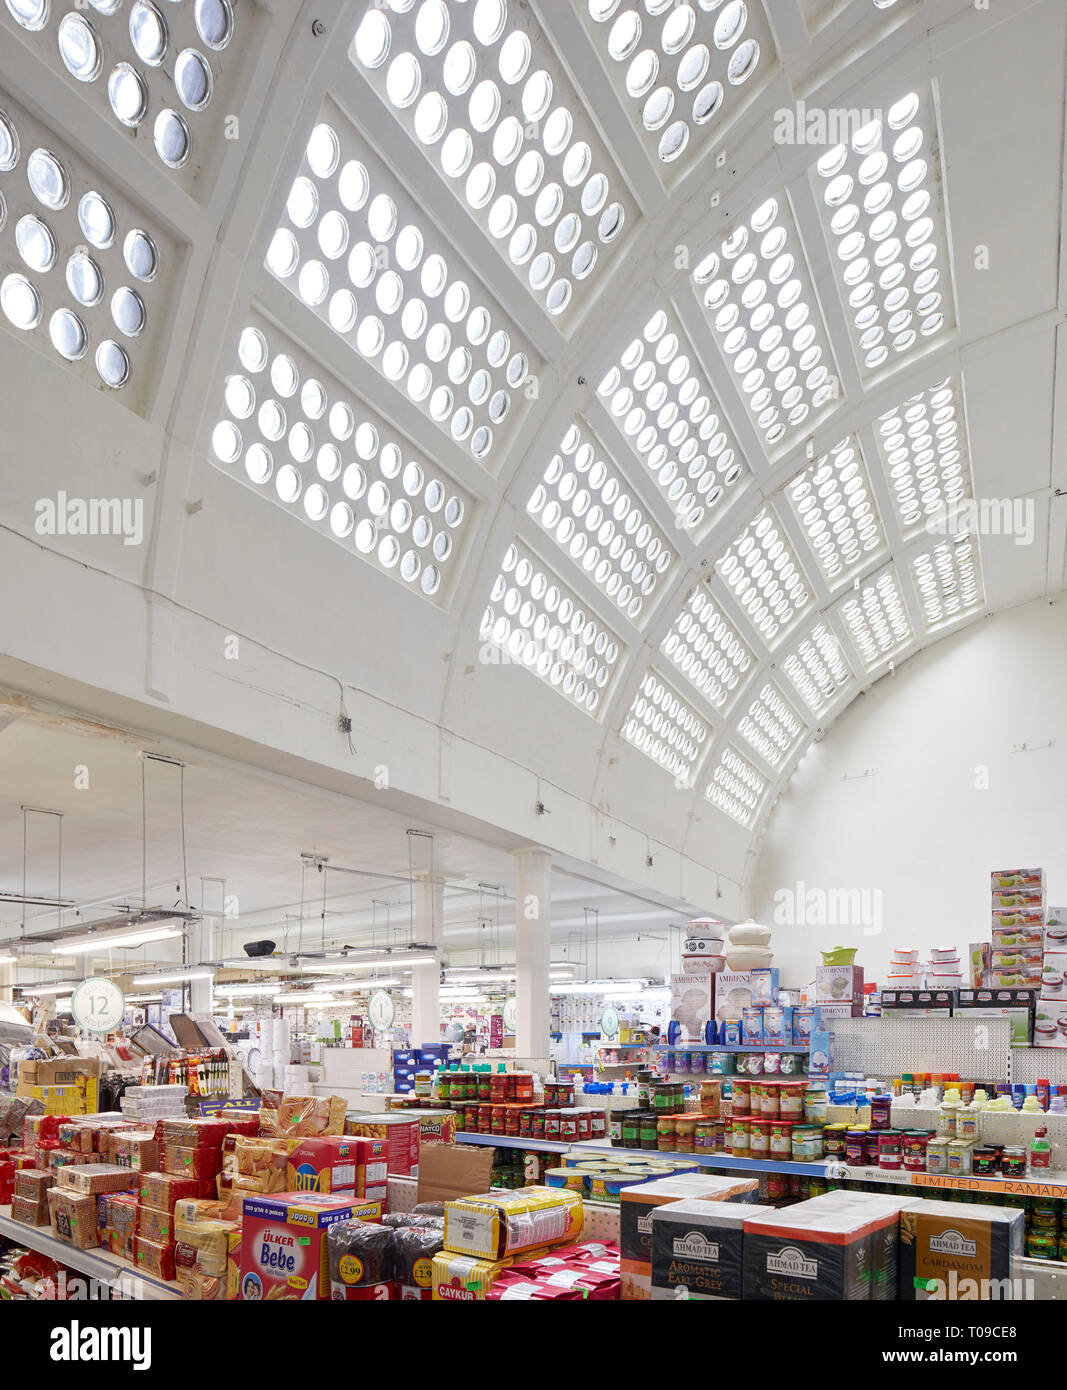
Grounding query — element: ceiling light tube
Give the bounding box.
[213,983,283,998]
[53,925,181,955]
[124,994,164,1004]
[299,954,437,973]
[0,955,17,966]
[275,991,339,1005]
[131,967,215,985]
[17,981,81,995]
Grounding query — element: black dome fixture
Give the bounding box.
[243,940,276,958]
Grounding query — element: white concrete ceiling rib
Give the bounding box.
[0,0,1059,868]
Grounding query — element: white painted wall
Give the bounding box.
[749,596,1067,988]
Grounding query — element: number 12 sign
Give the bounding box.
[71,978,126,1033]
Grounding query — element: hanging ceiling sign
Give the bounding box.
[502,997,518,1032]
[368,990,396,1030]
[600,1006,621,1039]
[71,977,126,1033]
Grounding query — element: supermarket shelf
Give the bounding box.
[0,1207,182,1301]
[654,1044,809,1054]
[570,1140,826,1179]
[455,1131,572,1154]
[597,1044,651,1051]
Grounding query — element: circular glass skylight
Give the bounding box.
[27,148,68,209]
[49,308,88,361]
[108,65,149,127]
[58,12,102,80]
[0,273,41,330]
[154,109,190,168]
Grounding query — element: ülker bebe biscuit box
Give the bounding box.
[239,1193,382,1300]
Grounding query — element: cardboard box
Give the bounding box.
[416,1141,494,1208]
[14,1168,53,1203]
[284,1136,379,1194]
[991,907,1045,929]
[762,1004,793,1046]
[991,926,1044,949]
[651,1199,775,1300]
[791,1006,815,1045]
[239,1193,381,1300]
[670,970,714,1043]
[991,868,1045,891]
[1033,1001,1067,1047]
[899,1201,1024,1300]
[620,1175,759,1300]
[749,967,779,1003]
[713,971,754,1023]
[58,1164,137,1196]
[740,1005,764,1045]
[1039,953,1067,1003]
[815,965,864,1005]
[991,887,1045,911]
[795,1191,917,1300]
[742,1203,880,1300]
[879,989,953,1016]
[955,988,1035,1046]
[109,1130,159,1171]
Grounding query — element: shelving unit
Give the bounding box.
[654,1044,810,1054]
[0,1207,182,1301]
[455,1131,572,1154]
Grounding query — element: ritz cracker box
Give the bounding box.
[239,1193,382,1301]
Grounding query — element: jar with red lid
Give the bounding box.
[779,1083,805,1121]
[544,1110,561,1141]
[575,1111,591,1141]
[749,1118,771,1158]
[518,1108,532,1138]
[531,1109,546,1139]
[760,1086,781,1119]
[514,1073,534,1104]
[589,1110,606,1139]
[559,1110,578,1143]
[902,1131,931,1171]
[877,1129,902,1170]
[504,1108,520,1137]
[972,1145,999,1177]
[769,1121,793,1157]
[490,1073,508,1103]
[731,1080,751,1118]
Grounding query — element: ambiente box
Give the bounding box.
[650,1199,775,1301]
[899,1201,1024,1300]
[620,1175,759,1301]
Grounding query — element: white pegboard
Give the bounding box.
[1010,1049,1067,1086]
[830,1016,1013,1080]
[890,1101,1067,1170]
[1016,1258,1067,1299]
[581,1200,621,1244]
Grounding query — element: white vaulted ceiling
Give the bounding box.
[0,0,1065,903]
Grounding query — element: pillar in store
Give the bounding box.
[410,866,444,1046]
[514,848,551,1057]
[188,917,213,1015]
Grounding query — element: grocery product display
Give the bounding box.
[2,0,1067,1337]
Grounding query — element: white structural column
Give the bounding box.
[514,848,552,1057]
[188,917,213,1016]
[410,846,444,1046]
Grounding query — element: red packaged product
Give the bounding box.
[0,1159,15,1205]
[23,1115,61,1149]
[58,1123,95,1154]
[344,1117,419,1177]
[14,1168,53,1202]
[154,1117,232,1150]
[11,1193,51,1227]
[162,1145,223,1180]
[106,1193,139,1261]
[139,1171,200,1212]
[213,1114,260,1137]
[134,1235,176,1281]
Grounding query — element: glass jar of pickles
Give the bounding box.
[792,1125,824,1162]
[676,1117,697,1154]
[780,1083,805,1121]
[657,1115,676,1151]
[749,1118,770,1158]
[731,1080,750,1118]
[803,1087,828,1125]
[730,1118,751,1157]
[769,1121,793,1157]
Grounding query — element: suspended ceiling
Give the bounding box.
[0,0,1064,905]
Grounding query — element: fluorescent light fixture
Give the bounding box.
[550,979,655,995]
[213,983,283,998]
[217,957,281,970]
[131,967,215,985]
[53,925,181,956]
[54,999,73,1013]
[299,954,437,973]
[125,994,164,1004]
[275,991,339,1005]
[17,981,80,995]
[0,955,17,966]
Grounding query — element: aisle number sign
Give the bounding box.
[368,990,395,1030]
[502,997,518,1033]
[71,977,125,1033]
[600,1007,621,1039]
